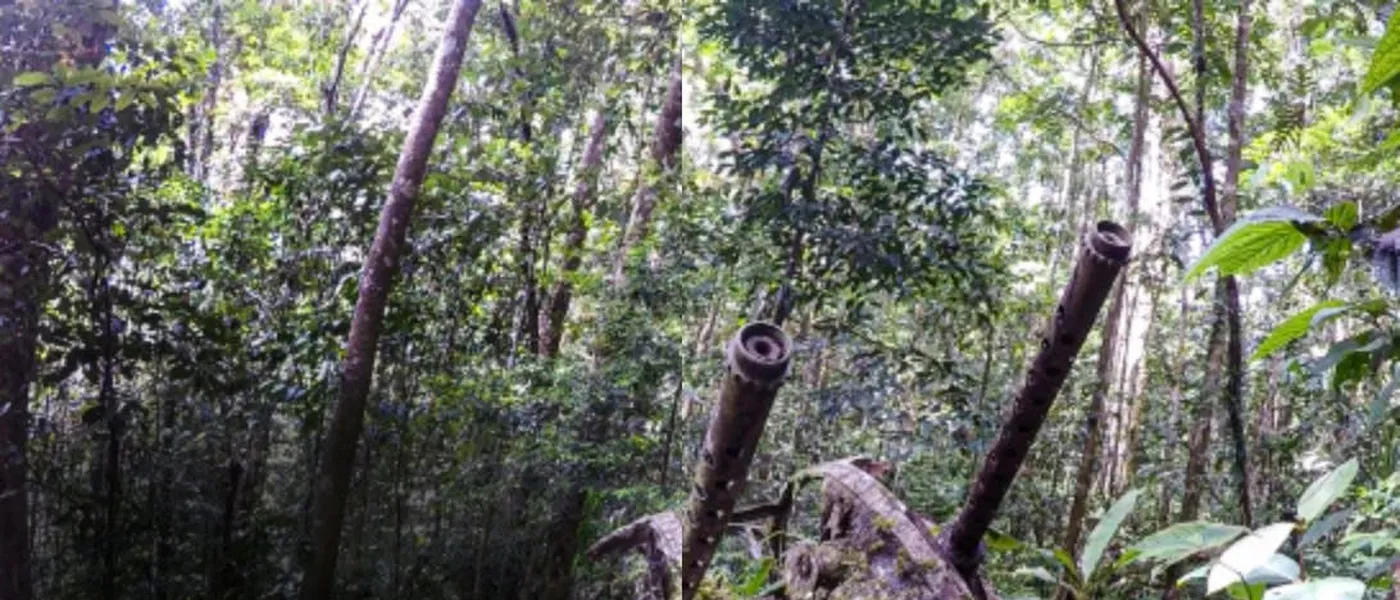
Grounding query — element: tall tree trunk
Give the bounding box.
[497,2,543,355]
[1159,285,1190,528]
[1220,0,1255,527]
[540,108,609,357]
[612,58,683,282]
[1060,276,1124,558]
[1048,49,1100,285]
[1115,0,1252,535]
[192,1,225,182]
[301,2,484,598]
[1181,315,1225,521]
[1059,43,1122,559]
[1120,286,1161,488]
[1,7,115,599]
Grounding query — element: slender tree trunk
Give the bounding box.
[301,2,484,598]
[1121,286,1161,488]
[1181,315,1224,522]
[349,0,411,120]
[541,109,609,357]
[1059,44,1121,559]
[1048,49,1101,284]
[324,0,371,116]
[612,58,683,282]
[193,1,226,182]
[1061,276,1124,557]
[495,2,545,355]
[1220,0,1255,527]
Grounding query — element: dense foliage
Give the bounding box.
[0,0,1397,599]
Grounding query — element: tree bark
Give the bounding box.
[301,2,484,598]
[540,109,609,357]
[1114,0,1253,529]
[612,58,683,282]
[1220,0,1255,527]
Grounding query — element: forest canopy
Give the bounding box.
[0,0,1398,599]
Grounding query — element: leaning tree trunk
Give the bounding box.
[613,58,683,283]
[301,2,484,598]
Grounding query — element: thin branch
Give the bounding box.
[1112,0,1221,231]
[988,64,1126,159]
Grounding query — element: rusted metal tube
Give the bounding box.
[681,322,793,599]
[943,221,1132,577]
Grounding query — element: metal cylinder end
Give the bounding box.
[726,321,792,384]
[1090,220,1133,262]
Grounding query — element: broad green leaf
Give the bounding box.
[1262,577,1366,600]
[1080,488,1141,582]
[1296,458,1359,522]
[985,528,1022,552]
[1226,583,1266,600]
[1324,201,1359,231]
[1362,10,1400,95]
[1185,207,1324,282]
[1299,509,1353,549]
[1251,300,1346,362]
[736,558,772,595]
[14,72,51,87]
[1206,523,1295,594]
[1052,547,1080,583]
[1125,521,1248,567]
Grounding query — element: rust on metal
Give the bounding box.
[942,221,1133,586]
[680,322,793,599]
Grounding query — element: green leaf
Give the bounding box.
[1325,201,1358,231]
[1251,300,1346,362]
[1052,547,1081,584]
[1296,458,1359,522]
[736,558,772,595]
[1227,582,1267,600]
[985,528,1023,552]
[14,72,52,87]
[1185,207,1324,282]
[1125,521,1249,567]
[1080,488,1141,582]
[1206,523,1295,594]
[1299,509,1353,549]
[1362,10,1400,95]
[1262,577,1366,600]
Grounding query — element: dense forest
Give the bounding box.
[1,0,1399,598]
